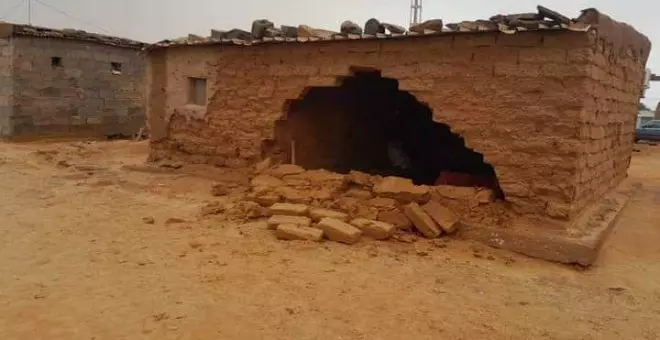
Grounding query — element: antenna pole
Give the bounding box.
[28,0,32,25]
[410,0,422,27]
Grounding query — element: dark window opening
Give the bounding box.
[51,57,62,67]
[111,62,122,75]
[277,68,504,198]
[188,77,207,106]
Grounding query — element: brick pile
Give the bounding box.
[208,163,504,244]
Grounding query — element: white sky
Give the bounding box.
[1,0,659,108]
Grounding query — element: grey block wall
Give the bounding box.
[7,36,146,138]
[0,37,13,137]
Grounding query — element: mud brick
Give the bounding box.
[266,215,311,230]
[269,203,309,216]
[275,224,323,241]
[309,208,349,222]
[404,203,441,238]
[316,217,362,244]
[350,218,396,240]
[422,201,460,233]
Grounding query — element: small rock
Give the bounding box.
[430,239,448,248]
[189,241,203,249]
[268,164,305,178]
[350,218,396,240]
[377,210,413,230]
[281,25,298,37]
[200,202,226,216]
[347,170,373,188]
[159,162,183,169]
[475,189,494,204]
[245,202,272,219]
[316,218,362,244]
[211,184,230,197]
[373,176,429,203]
[264,27,283,37]
[391,231,418,243]
[267,215,312,230]
[416,251,429,257]
[251,175,285,188]
[251,19,275,39]
[367,197,398,210]
[486,255,496,261]
[142,216,155,224]
[254,157,272,173]
[364,18,385,35]
[344,188,372,200]
[165,218,187,225]
[255,195,281,206]
[310,208,349,222]
[340,20,363,35]
[269,203,309,216]
[275,224,324,242]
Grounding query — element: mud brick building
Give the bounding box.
[0,23,147,139]
[146,8,650,223]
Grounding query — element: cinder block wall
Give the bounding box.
[0,37,12,136]
[148,23,648,220]
[8,37,146,138]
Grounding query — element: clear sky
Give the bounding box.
[1,0,659,109]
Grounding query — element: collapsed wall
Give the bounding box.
[147,9,650,222]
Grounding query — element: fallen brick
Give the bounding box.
[309,208,349,222]
[404,203,441,238]
[350,218,396,240]
[255,195,281,206]
[377,210,413,230]
[373,176,430,202]
[316,217,362,244]
[269,203,309,216]
[251,174,285,188]
[422,201,460,233]
[268,164,305,178]
[254,157,272,174]
[344,188,373,200]
[367,197,398,210]
[275,224,324,241]
[267,215,312,230]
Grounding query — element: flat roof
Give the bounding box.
[0,22,146,49]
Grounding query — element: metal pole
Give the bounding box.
[28,0,32,25]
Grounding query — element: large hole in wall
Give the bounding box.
[274,68,504,199]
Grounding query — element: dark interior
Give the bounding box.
[281,68,503,197]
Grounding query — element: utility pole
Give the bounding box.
[28,0,32,25]
[410,0,422,27]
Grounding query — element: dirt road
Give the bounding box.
[0,140,659,340]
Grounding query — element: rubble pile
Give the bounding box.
[205,162,510,245]
[154,5,590,47]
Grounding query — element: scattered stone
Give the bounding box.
[264,27,283,37]
[267,215,312,230]
[251,174,285,188]
[403,203,441,238]
[340,20,363,35]
[165,218,187,225]
[410,19,444,33]
[268,164,305,178]
[391,231,418,243]
[486,255,496,261]
[275,224,324,241]
[430,239,448,248]
[373,176,429,203]
[416,251,429,257]
[377,210,413,230]
[475,189,494,204]
[245,202,271,219]
[431,185,480,201]
[142,216,155,224]
[316,218,362,244]
[354,206,379,220]
[350,218,396,240]
[275,187,312,204]
[422,201,460,233]
[251,19,275,39]
[381,22,406,34]
[269,203,309,216]
[364,18,385,35]
[255,195,281,206]
[310,208,349,222]
[537,5,571,25]
[297,25,336,39]
[189,241,203,249]
[344,188,372,200]
[159,162,183,169]
[201,202,226,216]
[211,184,230,197]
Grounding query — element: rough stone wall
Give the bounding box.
[7,37,146,138]
[148,30,627,220]
[574,15,651,213]
[0,37,12,137]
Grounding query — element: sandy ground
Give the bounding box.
[0,140,659,340]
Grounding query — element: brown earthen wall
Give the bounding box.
[148,31,616,219]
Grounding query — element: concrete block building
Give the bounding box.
[146,8,650,224]
[0,23,147,139]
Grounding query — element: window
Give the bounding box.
[51,57,62,67]
[188,77,207,106]
[111,62,122,75]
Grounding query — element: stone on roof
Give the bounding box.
[1,22,145,49]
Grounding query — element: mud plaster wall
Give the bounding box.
[148,29,640,220]
[0,38,12,137]
[6,37,146,138]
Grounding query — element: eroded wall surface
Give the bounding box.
[0,37,12,137]
[8,37,146,138]
[148,25,648,220]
